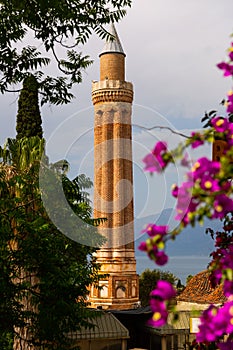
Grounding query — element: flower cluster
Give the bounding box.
[196,301,233,343]
[217,340,233,350]
[211,116,233,148]
[172,180,198,226]
[210,240,233,297]
[138,224,168,265]
[143,141,169,173]
[226,90,233,114]
[217,42,233,114]
[190,132,205,149]
[148,280,176,327]
[217,42,233,77]
[141,37,233,348]
[217,61,233,77]
[142,119,233,224]
[171,155,233,225]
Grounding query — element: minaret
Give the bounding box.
[89,24,139,309]
[212,139,227,161]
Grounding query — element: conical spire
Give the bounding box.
[99,23,125,57]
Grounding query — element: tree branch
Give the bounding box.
[134,124,191,139]
[0,199,36,215]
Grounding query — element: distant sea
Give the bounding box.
[136,256,211,285]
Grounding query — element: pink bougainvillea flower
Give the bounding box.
[190,132,204,148]
[217,340,233,350]
[148,281,176,327]
[138,241,147,252]
[174,181,192,209]
[200,176,220,192]
[210,268,222,287]
[152,141,167,160]
[223,280,233,297]
[142,153,161,172]
[155,251,168,265]
[213,194,233,219]
[174,181,193,204]
[175,197,199,226]
[218,301,233,334]
[217,62,233,76]
[171,184,179,197]
[226,90,233,114]
[221,180,231,192]
[197,301,233,343]
[211,116,229,132]
[180,153,190,167]
[150,280,176,300]
[172,180,199,226]
[229,43,233,61]
[221,245,233,270]
[143,141,168,173]
[148,245,168,266]
[196,305,225,342]
[142,224,168,237]
[138,226,168,266]
[148,300,168,327]
[211,246,233,297]
[189,157,220,181]
[226,122,233,147]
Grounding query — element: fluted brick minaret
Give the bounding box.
[212,139,227,161]
[89,24,139,309]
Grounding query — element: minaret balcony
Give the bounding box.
[92,80,133,104]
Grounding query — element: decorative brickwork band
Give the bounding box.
[92,80,133,105]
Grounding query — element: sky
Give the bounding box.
[1,0,233,230]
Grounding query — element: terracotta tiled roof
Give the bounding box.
[177,270,226,304]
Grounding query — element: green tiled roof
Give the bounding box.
[145,311,190,335]
[68,311,129,340]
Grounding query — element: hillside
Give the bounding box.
[134,208,222,257]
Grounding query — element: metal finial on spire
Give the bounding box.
[99,23,125,57]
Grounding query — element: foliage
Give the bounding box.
[0,136,46,169]
[0,0,132,105]
[16,74,43,139]
[189,340,218,350]
[0,333,13,350]
[140,38,233,348]
[186,275,193,285]
[0,137,105,349]
[176,279,184,292]
[139,268,178,307]
[201,109,233,129]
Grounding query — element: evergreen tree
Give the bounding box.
[16,75,43,139]
[186,275,193,285]
[139,269,178,307]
